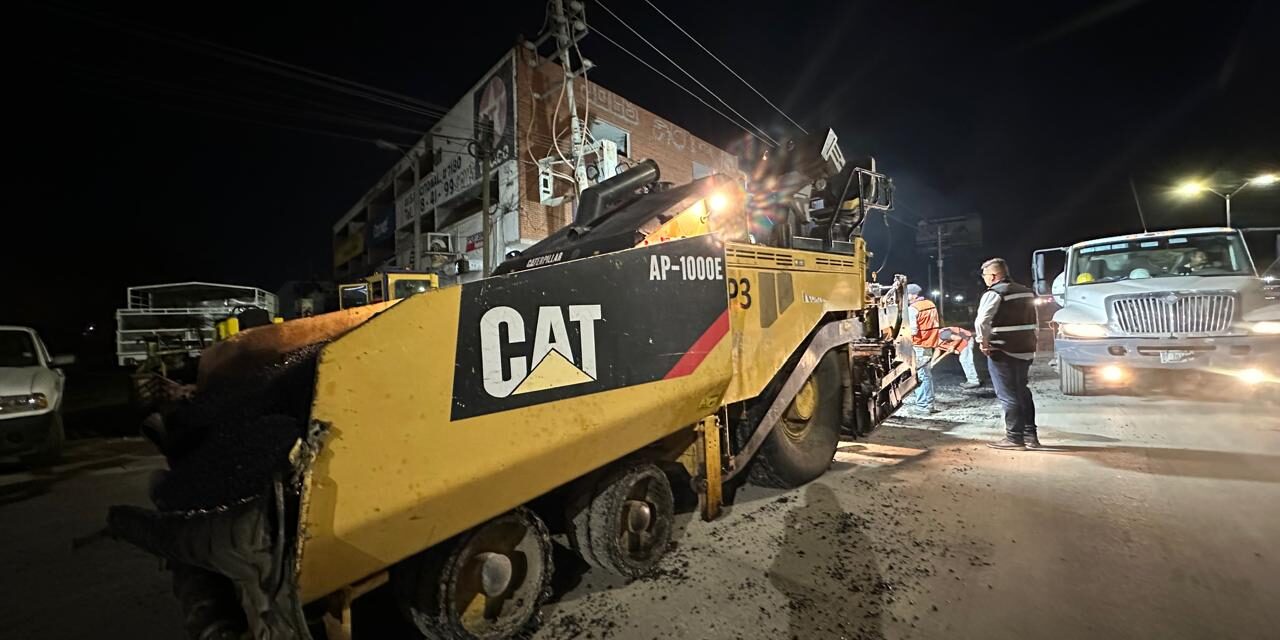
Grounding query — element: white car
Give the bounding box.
[0,326,73,464]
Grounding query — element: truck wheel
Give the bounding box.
[393,508,554,640]
[1060,361,1088,396]
[21,412,65,468]
[567,462,674,578]
[749,350,843,489]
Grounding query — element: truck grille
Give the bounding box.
[1110,293,1235,336]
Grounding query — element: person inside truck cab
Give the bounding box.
[1175,249,1215,275]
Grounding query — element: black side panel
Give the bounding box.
[451,237,729,420]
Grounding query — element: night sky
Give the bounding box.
[8,0,1278,353]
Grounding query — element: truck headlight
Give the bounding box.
[1252,321,1280,335]
[0,392,48,413]
[1059,323,1108,338]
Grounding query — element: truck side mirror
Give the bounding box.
[1032,247,1066,296]
[1051,273,1066,307]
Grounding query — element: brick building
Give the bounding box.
[332,45,742,284]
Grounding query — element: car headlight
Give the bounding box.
[1252,321,1280,335]
[0,393,48,414]
[1059,323,1108,338]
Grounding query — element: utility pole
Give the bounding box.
[411,155,421,270]
[551,0,589,194]
[477,116,495,277]
[936,226,945,321]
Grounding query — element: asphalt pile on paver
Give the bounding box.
[149,342,325,512]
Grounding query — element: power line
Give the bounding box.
[38,2,458,122]
[68,65,431,137]
[40,4,649,172]
[591,25,775,147]
[66,84,413,147]
[63,56,571,154]
[595,0,777,146]
[641,0,807,134]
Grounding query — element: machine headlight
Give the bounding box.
[1059,323,1108,338]
[707,191,731,213]
[1252,321,1280,335]
[0,392,48,414]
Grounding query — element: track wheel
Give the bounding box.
[393,508,553,640]
[749,350,843,489]
[568,462,674,578]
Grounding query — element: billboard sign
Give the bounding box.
[395,53,517,229]
[474,56,515,165]
[916,216,983,249]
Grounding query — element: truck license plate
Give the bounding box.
[1159,350,1194,364]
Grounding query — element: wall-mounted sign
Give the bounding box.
[334,232,365,267]
[368,203,395,247]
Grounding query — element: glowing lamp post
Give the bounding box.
[1175,174,1278,227]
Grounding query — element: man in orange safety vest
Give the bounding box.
[906,283,939,413]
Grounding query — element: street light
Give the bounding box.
[1174,174,1279,227]
[1175,181,1204,197]
[375,139,423,270]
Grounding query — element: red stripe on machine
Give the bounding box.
[663,310,730,379]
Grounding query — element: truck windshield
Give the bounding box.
[0,330,38,367]
[1070,232,1253,285]
[340,284,369,309]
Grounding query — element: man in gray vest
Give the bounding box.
[975,258,1042,450]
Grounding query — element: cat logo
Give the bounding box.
[479,304,603,398]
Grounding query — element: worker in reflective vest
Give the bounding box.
[938,327,981,388]
[975,258,1042,450]
[906,283,940,413]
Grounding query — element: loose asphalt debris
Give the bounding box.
[149,342,325,511]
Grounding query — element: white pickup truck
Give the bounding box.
[0,326,73,464]
[1033,227,1280,395]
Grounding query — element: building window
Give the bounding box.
[590,118,630,156]
[693,162,713,179]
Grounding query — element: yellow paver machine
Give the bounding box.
[107,130,918,640]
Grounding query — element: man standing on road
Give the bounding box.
[975,258,1042,450]
[907,283,940,414]
[938,326,981,388]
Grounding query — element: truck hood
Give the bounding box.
[1053,274,1271,325]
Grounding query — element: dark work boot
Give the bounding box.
[987,437,1025,450]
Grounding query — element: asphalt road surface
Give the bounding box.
[2,360,1278,639]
